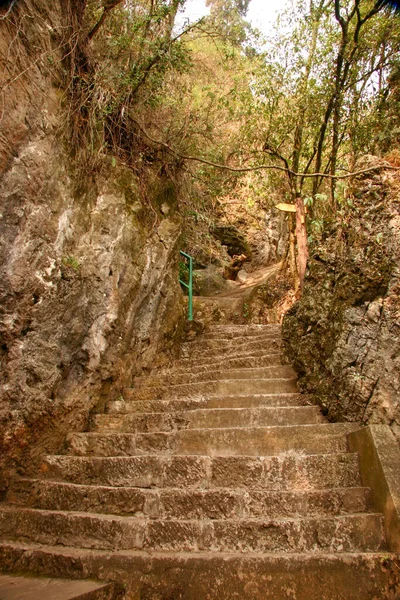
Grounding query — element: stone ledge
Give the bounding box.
[0,544,398,600]
[348,424,400,552]
[0,574,119,600]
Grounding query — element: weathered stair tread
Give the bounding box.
[180,348,286,367]
[2,321,396,600]
[0,537,395,564]
[182,336,282,351]
[41,452,362,488]
[7,479,371,518]
[91,406,324,433]
[0,537,395,560]
[0,574,116,600]
[133,365,296,388]
[0,541,398,600]
[169,353,284,374]
[202,327,282,340]
[106,393,311,414]
[66,422,359,456]
[125,377,298,401]
[0,505,386,552]
[182,332,282,348]
[204,323,281,332]
[181,339,283,359]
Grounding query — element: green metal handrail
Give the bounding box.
[179,250,193,321]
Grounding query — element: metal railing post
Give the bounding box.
[188,254,193,322]
[179,250,194,321]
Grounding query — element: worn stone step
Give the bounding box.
[143,514,386,553]
[191,295,247,324]
[66,423,358,457]
[133,366,296,388]
[0,574,119,600]
[181,337,282,359]
[0,542,397,600]
[106,394,310,415]
[168,353,284,375]
[41,453,362,489]
[125,377,298,402]
[0,506,385,553]
[91,406,324,434]
[202,325,281,339]
[180,347,285,368]
[182,334,281,352]
[8,479,372,519]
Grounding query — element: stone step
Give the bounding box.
[179,347,285,368]
[191,296,245,324]
[0,542,397,600]
[41,453,362,489]
[181,337,282,359]
[125,377,298,402]
[66,423,358,457]
[133,366,296,388]
[202,325,281,339]
[0,506,386,553]
[8,479,372,519]
[91,406,324,434]
[106,394,310,415]
[168,353,284,375]
[0,574,119,600]
[186,333,282,348]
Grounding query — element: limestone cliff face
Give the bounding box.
[0,1,184,488]
[283,160,400,441]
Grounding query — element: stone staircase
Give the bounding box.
[0,324,399,599]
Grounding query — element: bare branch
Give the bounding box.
[132,119,400,180]
[0,0,17,21]
[86,0,124,43]
[263,142,291,173]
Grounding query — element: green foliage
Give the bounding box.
[206,0,253,45]
[179,260,189,284]
[67,0,399,266]
[310,218,324,235]
[69,0,194,172]
[62,256,80,270]
[241,0,400,210]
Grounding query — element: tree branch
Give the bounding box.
[132,119,400,180]
[263,142,291,172]
[0,0,17,20]
[128,17,205,98]
[86,0,124,43]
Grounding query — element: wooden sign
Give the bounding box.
[275,203,296,213]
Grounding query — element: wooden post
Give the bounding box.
[288,214,299,294]
[295,194,309,291]
[275,200,309,294]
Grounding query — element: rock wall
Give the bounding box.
[283,160,400,441]
[0,1,184,489]
[252,208,289,267]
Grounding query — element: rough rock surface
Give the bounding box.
[0,1,184,490]
[245,271,296,324]
[212,224,252,258]
[192,265,237,296]
[283,160,400,441]
[253,208,289,267]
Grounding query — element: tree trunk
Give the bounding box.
[295,194,309,291]
[288,215,300,294]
